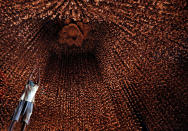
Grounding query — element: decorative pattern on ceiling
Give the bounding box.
[0,0,187,130]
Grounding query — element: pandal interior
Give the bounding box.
[0,0,187,130]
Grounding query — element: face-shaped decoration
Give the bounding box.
[58,21,91,48]
[58,23,84,47]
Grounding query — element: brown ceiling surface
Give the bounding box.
[0,0,188,130]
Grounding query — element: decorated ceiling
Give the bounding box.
[0,0,187,130]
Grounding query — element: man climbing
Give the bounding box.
[9,67,40,131]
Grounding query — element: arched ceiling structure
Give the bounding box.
[0,0,188,130]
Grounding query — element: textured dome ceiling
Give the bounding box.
[0,0,188,130]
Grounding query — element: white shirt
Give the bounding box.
[20,84,39,102]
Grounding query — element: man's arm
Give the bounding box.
[19,85,28,101]
[32,96,35,103]
[28,67,37,81]
[37,68,40,86]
